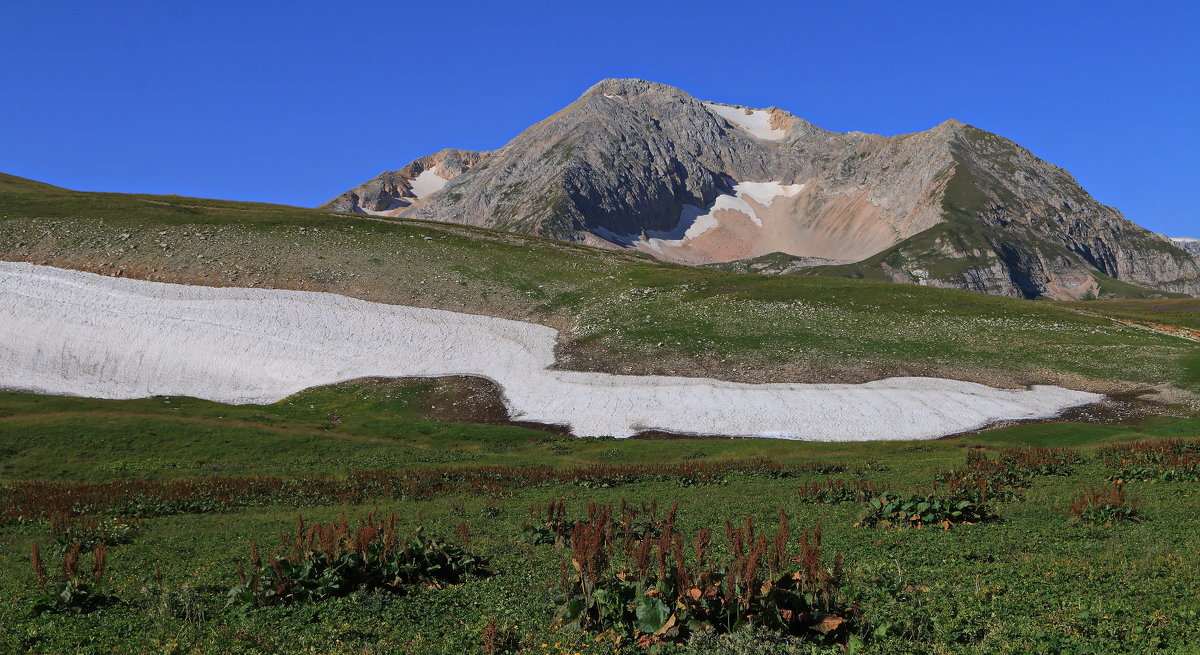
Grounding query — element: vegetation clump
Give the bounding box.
[931,447,1082,505]
[855,491,996,529]
[796,479,883,504]
[1099,438,1200,482]
[226,512,496,610]
[0,458,833,521]
[1070,484,1142,525]
[30,541,120,615]
[521,499,672,547]
[999,447,1084,477]
[47,512,141,554]
[557,506,856,647]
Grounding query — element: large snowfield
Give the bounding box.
[0,262,1103,440]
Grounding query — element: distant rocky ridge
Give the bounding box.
[322,149,485,217]
[322,78,1200,300]
[1172,238,1200,258]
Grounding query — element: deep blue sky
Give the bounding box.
[2,1,1196,236]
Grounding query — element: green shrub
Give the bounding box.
[226,512,496,610]
[47,513,141,554]
[1070,484,1142,525]
[557,507,856,647]
[30,541,120,615]
[855,492,996,529]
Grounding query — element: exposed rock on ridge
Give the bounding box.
[322,148,486,217]
[1171,238,1200,258]
[322,78,1200,300]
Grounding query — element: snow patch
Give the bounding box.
[0,263,1103,441]
[638,181,805,248]
[704,103,786,141]
[729,181,805,208]
[408,166,449,198]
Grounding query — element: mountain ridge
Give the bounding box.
[321,78,1200,300]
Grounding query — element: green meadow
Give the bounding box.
[2,176,1200,653]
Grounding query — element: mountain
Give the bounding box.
[322,78,1200,300]
[322,148,485,217]
[1172,238,1200,258]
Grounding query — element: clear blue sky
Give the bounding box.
[2,1,1196,236]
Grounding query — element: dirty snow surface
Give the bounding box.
[704,103,786,141]
[407,167,449,198]
[0,263,1103,440]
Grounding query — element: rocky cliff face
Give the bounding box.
[1172,238,1200,258]
[816,126,1200,298]
[322,148,486,217]
[322,79,1200,300]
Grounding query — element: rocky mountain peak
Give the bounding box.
[321,148,486,217]
[1172,237,1200,258]
[320,79,1200,300]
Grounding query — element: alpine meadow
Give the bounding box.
[2,4,1200,654]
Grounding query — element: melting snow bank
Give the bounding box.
[0,263,1103,440]
[595,180,806,255]
[703,103,786,141]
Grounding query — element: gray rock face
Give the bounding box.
[1172,238,1200,258]
[322,78,1200,300]
[321,148,486,217]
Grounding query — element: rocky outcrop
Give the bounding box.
[815,125,1200,298]
[1172,238,1200,258]
[323,78,1200,300]
[321,148,486,217]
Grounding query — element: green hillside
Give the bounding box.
[0,172,66,193]
[3,178,1200,654]
[0,180,1196,395]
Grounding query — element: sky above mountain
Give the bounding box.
[1,1,1196,237]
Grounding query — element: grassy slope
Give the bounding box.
[3,180,1200,653]
[3,383,1200,653]
[0,181,1196,394]
[1068,298,1200,331]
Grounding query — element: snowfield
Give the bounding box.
[0,262,1103,440]
[612,181,807,255]
[703,103,786,141]
[408,166,449,198]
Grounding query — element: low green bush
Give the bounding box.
[47,513,141,554]
[1070,484,1142,525]
[855,492,996,529]
[226,512,496,610]
[29,541,120,615]
[557,507,856,647]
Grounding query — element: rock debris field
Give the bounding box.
[0,262,1103,440]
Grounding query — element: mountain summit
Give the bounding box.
[322,79,1200,300]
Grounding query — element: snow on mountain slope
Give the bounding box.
[322,149,484,216]
[595,181,813,263]
[703,103,788,141]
